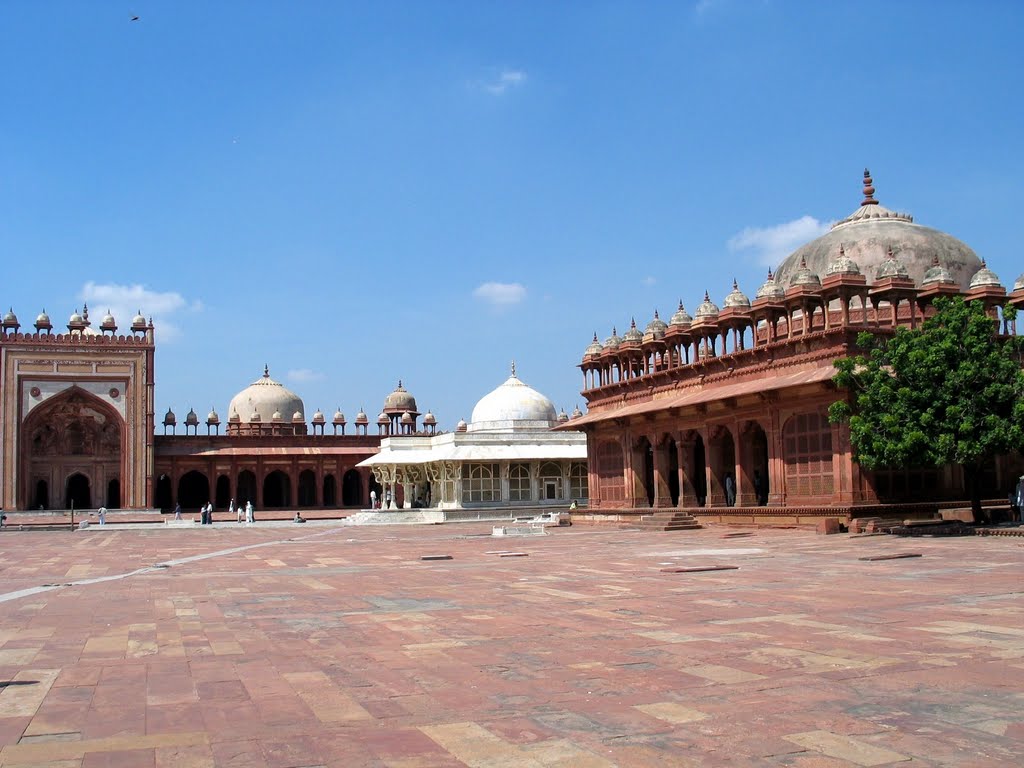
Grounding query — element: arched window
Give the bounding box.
[569,462,588,501]
[539,461,563,500]
[462,463,499,503]
[508,463,531,502]
[782,410,834,499]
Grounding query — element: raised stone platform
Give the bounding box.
[342,509,445,526]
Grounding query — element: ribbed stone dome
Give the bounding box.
[876,247,910,280]
[695,292,720,319]
[621,319,643,344]
[825,244,861,276]
[384,381,417,413]
[790,256,822,287]
[922,256,955,286]
[227,366,305,426]
[670,301,693,327]
[775,170,983,290]
[468,365,558,433]
[1014,273,1024,292]
[723,280,751,309]
[604,327,622,350]
[644,310,668,338]
[755,270,785,299]
[969,259,1002,289]
[584,333,603,356]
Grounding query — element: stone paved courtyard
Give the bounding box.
[0,522,1022,767]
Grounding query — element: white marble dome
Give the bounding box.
[227,366,305,425]
[468,365,558,433]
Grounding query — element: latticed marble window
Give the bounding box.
[509,462,531,501]
[569,461,588,500]
[462,463,500,503]
[782,410,834,497]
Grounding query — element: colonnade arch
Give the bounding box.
[263,470,291,508]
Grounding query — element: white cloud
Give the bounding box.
[727,215,831,267]
[642,276,657,287]
[480,69,526,95]
[287,368,326,383]
[80,281,201,342]
[473,282,526,306]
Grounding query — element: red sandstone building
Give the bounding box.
[565,171,1024,525]
[0,307,452,512]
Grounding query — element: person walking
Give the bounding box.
[97,506,106,526]
[370,489,377,510]
[173,503,182,521]
[245,500,254,523]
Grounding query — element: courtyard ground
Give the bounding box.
[0,522,1021,767]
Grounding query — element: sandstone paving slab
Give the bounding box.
[2,525,1024,765]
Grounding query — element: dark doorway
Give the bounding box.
[342,469,362,507]
[237,470,257,507]
[751,425,769,505]
[666,438,680,506]
[298,470,316,507]
[155,474,173,511]
[178,470,210,511]
[640,438,654,507]
[65,473,91,510]
[322,474,337,507]
[263,470,290,508]
[215,475,231,509]
[106,478,120,509]
[34,479,49,510]
[693,435,707,506]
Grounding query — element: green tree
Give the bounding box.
[829,296,1024,516]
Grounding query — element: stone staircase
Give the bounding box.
[636,510,703,531]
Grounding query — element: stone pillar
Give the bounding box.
[767,407,785,506]
[677,437,698,508]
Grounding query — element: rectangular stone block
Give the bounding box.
[816,518,842,535]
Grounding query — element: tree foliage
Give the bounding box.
[829,297,1024,510]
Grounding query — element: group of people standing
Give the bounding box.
[171,499,254,524]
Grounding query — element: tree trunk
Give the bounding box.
[964,464,983,521]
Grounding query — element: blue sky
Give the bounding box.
[2,1,1022,429]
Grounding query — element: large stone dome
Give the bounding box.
[774,170,983,290]
[468,364,558,433]
[227,366,305,425]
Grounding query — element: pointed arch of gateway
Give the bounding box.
[21,386,124,511]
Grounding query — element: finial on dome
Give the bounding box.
[862,168,878,206]
[732,278,739,290]
[511,360,517,378]
[704,290,710,301]
[83,303,89,321]
[653,309,660,319]
[263,364,269,378]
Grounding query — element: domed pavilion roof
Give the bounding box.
[227,366,305,426]
[774,170,983,290]
[383,381,418,415]
[468,363,558,433]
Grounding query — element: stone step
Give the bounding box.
[636,512,703,531]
